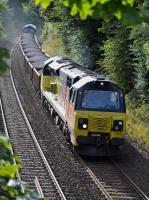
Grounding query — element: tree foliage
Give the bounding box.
[41,2,102,68]
[98,21,134,93]
[35,0,149,24]
[0,48,9,74]
[0,0,9,74]
[0,132,44,200]
[130,23,149,100]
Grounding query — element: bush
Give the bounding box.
[0,132,45,200]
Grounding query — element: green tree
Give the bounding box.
[0,132,44,199]
[41,2,102,68]
[130,23,149,100]
[0,0,9,74]
[34,0,149,24]
[98,20,134,93]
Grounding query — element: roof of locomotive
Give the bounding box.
[60,65,86,79]
[49,61,73,71]
[45,55,107,83]
[44,56,70,65]
[72,75,123,92]
[72,76,94,89]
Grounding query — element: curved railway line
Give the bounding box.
[0,70,66,199]
[0,40,66,199]
[1,41,104,199]
[0,36,149,200]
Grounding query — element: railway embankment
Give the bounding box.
[127,105,149,152]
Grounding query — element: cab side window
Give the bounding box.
[70,89,74,103]
[73,91,77,106]
[70,89,77,106]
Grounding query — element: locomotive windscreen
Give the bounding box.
[81,90,125,112]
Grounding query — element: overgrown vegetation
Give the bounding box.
[35,0,149,24]
[0,0,9,74]
[127,105,149,149]
[41,2,101,68]
[0,132,44,199]
[98,21,134,93]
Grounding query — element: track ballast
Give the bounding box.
[9,40,104,199]
[0,69,66,199]
[81,157,149,200]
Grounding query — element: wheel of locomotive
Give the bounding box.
[50,107,53,117]
[63,124,70,142]
[47,103,51,111]
[59,120,64,131]
[72,145,76,153]
[44,100,49,110]
[54,114,59,126]
[42,96,46,106]
[66,130,70,142]
[51,107,56,119]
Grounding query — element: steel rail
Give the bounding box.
[9,54,66,200]
[77,154,149,200]
[76,155,112,200]
[0,98,24,193]
[34,177,44,198]
[112,159,149,200]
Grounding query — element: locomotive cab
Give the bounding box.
[67,76,126,156]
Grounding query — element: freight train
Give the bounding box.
[20,24,126,156]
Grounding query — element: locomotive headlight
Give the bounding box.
[78,118,88,129]
[113,120,123,131]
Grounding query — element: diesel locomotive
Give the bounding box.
[21,24,126,156]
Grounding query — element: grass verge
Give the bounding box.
[127,104,149,150]
[41,22,64,57]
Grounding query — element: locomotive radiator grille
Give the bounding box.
[89,117,111,132]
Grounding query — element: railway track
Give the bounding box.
[1,36,149,200]
[0,62,66,198]
[79,157,149,200]
[1,40,104,200]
